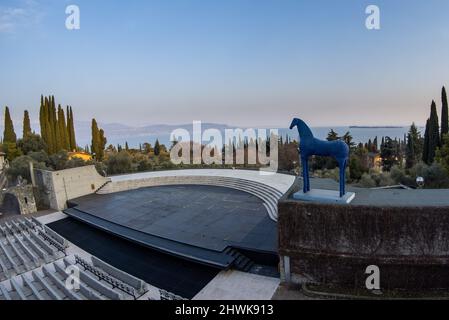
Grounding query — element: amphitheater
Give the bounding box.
[4,165,448,300]
[0,167,295,300]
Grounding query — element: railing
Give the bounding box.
[159,289,188,300]
[38,230,66,253]
[95,180,112,193]
[74,255,139,299]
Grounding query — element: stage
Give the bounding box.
[64,184,278,268]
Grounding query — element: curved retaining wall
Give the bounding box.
[278,183,449,290]
[98,175,284,222]
[34,165,110,210]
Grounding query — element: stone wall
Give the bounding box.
[278,180,449,290]
[34,165,110,210]
[0,185,37,215]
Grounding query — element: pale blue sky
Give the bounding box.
[1,0,449,127]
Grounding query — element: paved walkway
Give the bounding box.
[193,270,280,300]
[301,177,449,207]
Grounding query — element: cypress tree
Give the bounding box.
[68,106,76,151]
[154,139,161,156]
[48,99,56,154]
[54,108,62,152]
[23,110,32,138]
[423,119,430,164]
[37,95,66,154]
[88,120,107,160]
[42,96,54,154]
[39,95,46,147]
[44,97,49,150]
[66,106,72,151]
[50,96,57,152]
[91,118,100,158]
[367,139,372,152]
[57,105,69,150]
[3,106,17,143]
[98,129,107,161]
[406,123,422,168]
[380,137,399,171]
[373,136,378,152]
[46,123,55,154]
[442,86,448,140]
[45,97,51,143]
[428,100,440,163]
[405,132,414,169]
[39,96,48,152]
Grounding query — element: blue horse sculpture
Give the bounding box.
[289,118,349,197]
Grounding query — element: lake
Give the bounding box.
[90,125,423,148]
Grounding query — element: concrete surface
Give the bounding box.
[298,177,449,207]
[293,189,355,204]
[193,270,280,300]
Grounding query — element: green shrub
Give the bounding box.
[377,172,395,187]
[105,151,133,174]
[48,151,69,170]
[358,173,376,188]
[137,160,152,172]
[414,162,449,188]
[7,155,48,183]
[17,133,47,155]
[65,157,87,169]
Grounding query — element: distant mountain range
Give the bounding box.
[5,121,237,148]
[74,122,236,147]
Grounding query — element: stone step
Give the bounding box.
[223,247,255,272]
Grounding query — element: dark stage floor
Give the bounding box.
[64,185,277,269]
[65,185,277,257]
[48,217,219,299]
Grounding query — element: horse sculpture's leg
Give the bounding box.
[305,157,310,192]
[343,159,348,195]
[338,158,346,197]
[301,156,308,194]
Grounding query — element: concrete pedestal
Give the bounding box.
[293,189,355,204]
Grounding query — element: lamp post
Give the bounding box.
[416,176,424,189]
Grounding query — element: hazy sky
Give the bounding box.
[1,0,449,127]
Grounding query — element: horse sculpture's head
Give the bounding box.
[289,118,302,130]
[289,117,314,139]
